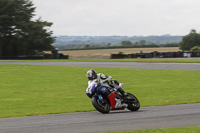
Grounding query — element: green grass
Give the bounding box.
[73,58,200,63]
[102,58,200,63]
[105,126,200,133]
[0,65,200,118]
[0,58,200,63]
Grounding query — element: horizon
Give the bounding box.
[54,34,184,37]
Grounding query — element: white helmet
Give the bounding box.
[86,69,97,80]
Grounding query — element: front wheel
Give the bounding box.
[126,93,140,111]
[92,96,110,114]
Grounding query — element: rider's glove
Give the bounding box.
[107,76,112,81]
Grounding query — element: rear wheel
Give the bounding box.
[126,93,140,111]
[92,96,110,114]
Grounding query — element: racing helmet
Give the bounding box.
[86,69,97,80]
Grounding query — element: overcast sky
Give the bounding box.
[32,0,200,36]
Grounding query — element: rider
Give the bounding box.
[86,69,127,108]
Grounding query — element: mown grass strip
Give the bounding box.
[105,126,200,133]
[0,65,200,118]
[1,58,200,63]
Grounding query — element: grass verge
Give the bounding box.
[0,58,200,63]
[105,126,200,133]
[0,65,200,118]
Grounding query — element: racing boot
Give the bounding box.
[115,98,122,108]
[115,98,128,108]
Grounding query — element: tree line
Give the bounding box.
[120,40,179,47]
[121,30,200,51]
[0,0,54,57]
[55,30,200,51]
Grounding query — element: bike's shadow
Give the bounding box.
[96,109,146,114]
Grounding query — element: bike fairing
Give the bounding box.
[86,79,116,109]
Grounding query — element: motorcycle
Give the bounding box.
[91,83,140,114]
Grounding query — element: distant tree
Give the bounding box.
[25,19,55,55]
[139,40,146,45]
[148,44,159,47]
[84,44,90,48]
[118,51,124,54]
[179,29,200,51]
[163,43,179,47]
[107,43,111,47]
[121,40,132,46]
[0,0,54,56]
[191,46,200,51]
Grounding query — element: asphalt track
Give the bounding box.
[0,61,200,70]
[0,61,200,133]
[0,103,200,133]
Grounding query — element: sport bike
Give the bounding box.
[91,83,140,114]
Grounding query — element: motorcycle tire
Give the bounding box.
[126,93,140,111]
[92,96,110,114]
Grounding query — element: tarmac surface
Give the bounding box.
[0,61,200,133]
[0,103,200,133]
[1,61,200,70]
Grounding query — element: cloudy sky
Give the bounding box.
[32,0,200,36]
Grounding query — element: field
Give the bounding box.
[57,47,180,59]
[0,64,200,118]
